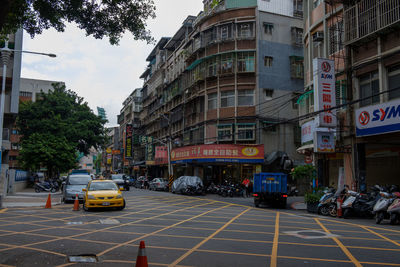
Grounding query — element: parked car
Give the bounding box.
[110,174,130,191]
[82,180,125,211]
[171,176,203,194]
[149,178,168,191]
[62,175,92,203]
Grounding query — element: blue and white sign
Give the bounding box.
[355,99,400,137]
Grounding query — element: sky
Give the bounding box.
[20,0,204,127]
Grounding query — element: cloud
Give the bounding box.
[21,0,204,127]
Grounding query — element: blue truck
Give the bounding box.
[253,173,288,208]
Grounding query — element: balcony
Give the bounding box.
[344,0,400,45]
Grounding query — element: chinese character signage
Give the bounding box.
[355,99,400,137]
[125,124,133,158]
[301,118,317,144]
[171,144,264,163]
[313,58,337,128]
[155,146,168,165]
[314,131,335,153]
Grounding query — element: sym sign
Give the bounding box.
[313,58,337,128]
[355,99,400,137]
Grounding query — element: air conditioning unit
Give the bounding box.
[312,31,324,42]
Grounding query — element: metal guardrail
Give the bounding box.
[345,0,400,44]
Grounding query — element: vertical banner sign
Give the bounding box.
[125,124,133,159]
[313,58,337,128]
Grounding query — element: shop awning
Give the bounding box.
[296,144,314,154]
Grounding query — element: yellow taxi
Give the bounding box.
[82,180,125,211]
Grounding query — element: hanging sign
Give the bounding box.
[313,58,337,128]
[314,131,335,153]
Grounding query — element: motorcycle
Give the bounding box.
[317,188,336,216]
[373,185,398,224]
[288,185,299,196]
[34,180,57,193]
[387,192,400,225]
[342,185,381,219]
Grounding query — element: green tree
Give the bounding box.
[0,0,156,45]
[17,83,107,177]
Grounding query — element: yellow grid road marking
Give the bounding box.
[0,209,8,214]
[169,208,250,267]
[361,226,400,247]
[0,199,209,256]
[315,218,362,267]
[270,212,280,267]
[95,201,227,257]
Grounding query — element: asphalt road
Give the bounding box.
[0,188,400,266]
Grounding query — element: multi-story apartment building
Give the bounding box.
[299,0,400,191]
[118,88,142,173]
[298,0,348,187]
[131,0,304,183]
[0,30,23,196]
[344,0,400,190]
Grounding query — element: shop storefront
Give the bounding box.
[355,100,400,191]
[171,144,264,185]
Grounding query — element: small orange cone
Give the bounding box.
[45,194,52,209]
[135,241,148,267]
[73,194,80,211]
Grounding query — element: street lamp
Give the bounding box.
[0,40,56,197]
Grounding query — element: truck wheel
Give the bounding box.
[279,200,287,209]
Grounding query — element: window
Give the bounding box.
[11,143,19,150]
[290,56,304,79]
[336,80,347,107]
[293,0,303,18]
[221,91,235,107]
[238,90,254,106]
[220,53,234,74]
[264,56,273,67]
[207,57,218,77]
[220,24,233,40]
[359,72,379,107]
[238,23,253,38]
[236,124,256,141]
[9,156,17,161]
[263,22,274,35]
[208,93,217,110]
[264,89,274,100]
[237,52,255,72]
[19,91,32,97]
[329,21,344,55]
[388,65,400,100]
[204,27,217,45]
[291,27,303,46]
[218,124,233,141]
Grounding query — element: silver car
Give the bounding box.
[149,178,168,191]
[62,175,92,203]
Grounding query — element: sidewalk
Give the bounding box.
[1,188,62,208]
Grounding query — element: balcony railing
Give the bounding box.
[345,0,400,44]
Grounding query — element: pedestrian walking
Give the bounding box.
[242,178,250,197]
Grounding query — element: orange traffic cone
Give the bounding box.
[135,241,148,267]
[45,193,52,209]
[73,194,80,211]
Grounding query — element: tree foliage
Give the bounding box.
[0,0,156,45]
[17,83,107,176]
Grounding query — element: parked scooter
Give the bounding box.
[342,186,381,219]
[317,188,336,216]
[288,185,299,196]
[387,192,400,225]
[34,180,57,193]
[373,185,398,224]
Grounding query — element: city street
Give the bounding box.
[1,189,400,267]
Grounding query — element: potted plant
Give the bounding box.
[304,191,323,213]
